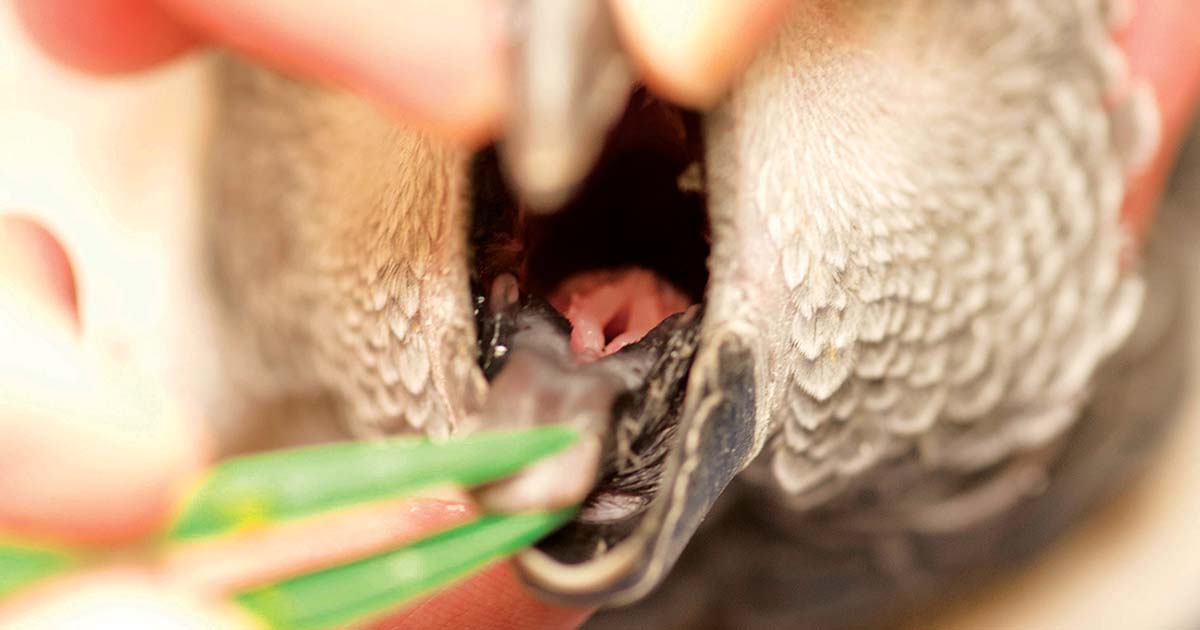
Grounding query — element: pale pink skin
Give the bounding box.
[0,218,591,630]
[549,267,693,360]
[2,0,1198,628]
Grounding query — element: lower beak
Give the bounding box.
[515,331,760,606]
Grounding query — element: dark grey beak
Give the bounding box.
[515,333,759,606]
[500,0,634,211]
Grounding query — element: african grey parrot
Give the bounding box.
[199,0,1183,626]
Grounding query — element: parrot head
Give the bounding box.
[203,0,1157,609]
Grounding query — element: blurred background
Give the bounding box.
[3,2,1200,627]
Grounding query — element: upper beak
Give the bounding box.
[499,0,635,212]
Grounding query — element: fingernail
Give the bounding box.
[0,215,79,328]
[349,0,509,144]
[611,0,794,108]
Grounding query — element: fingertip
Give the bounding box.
[369,562,591,630]
[0,380,210,545]
[347,0,509,148]
[0,569,256,630]
[12,0,200,75]
[1117,0,1200,241]
[611,0,795,108]
[366,0,509,145]
[0,217,209,543]
[368,62,506,149]
[160,0,507,146]
[609,0,721,107]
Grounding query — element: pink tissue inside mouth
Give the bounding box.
[547,267,693,361]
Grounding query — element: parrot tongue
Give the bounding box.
[548,267,693,360]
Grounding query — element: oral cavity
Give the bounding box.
[546,267,693,361]
[470,90,708,366]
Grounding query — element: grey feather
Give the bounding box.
[201,0,1178,625]
[203,59,485,444]
[701,0,1151,518]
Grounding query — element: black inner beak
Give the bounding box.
[467,88,712,561]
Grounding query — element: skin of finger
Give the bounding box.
[367,562,592,630]
[165,489,590,628]
[1118,0,1200,241]
[175,489,592,630]
[157,0,507,145]
[0,225,208,543]
[10,0,199,74]
[0,498,586,630]
[610,0,797,108]
[0,569,256,630]
[163,490,477,596]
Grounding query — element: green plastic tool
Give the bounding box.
[169,425,578,541]
[0,541,76,600]
[0,426,580,626]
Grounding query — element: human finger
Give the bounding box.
[610,0,796,108]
